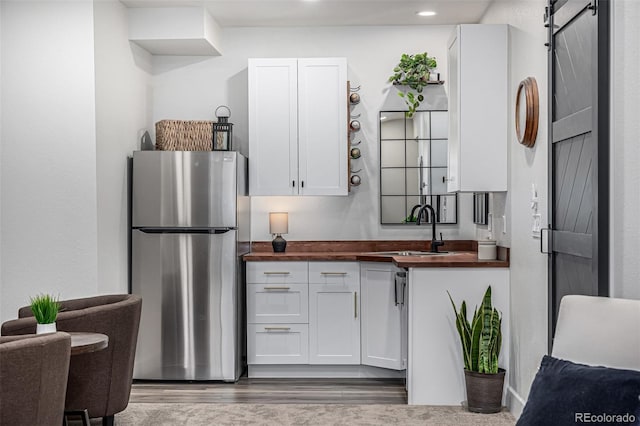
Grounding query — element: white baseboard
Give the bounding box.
[506,385,526,420]
[248,364,406,379]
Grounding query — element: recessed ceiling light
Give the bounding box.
[416,11,437,17]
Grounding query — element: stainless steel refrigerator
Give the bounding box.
[130,151,249,381]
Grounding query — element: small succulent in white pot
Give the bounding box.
[30,294,61,334]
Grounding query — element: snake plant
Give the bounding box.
[448,286,502,374]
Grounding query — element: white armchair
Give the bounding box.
[516,295,640,426]
[552,295,640,371]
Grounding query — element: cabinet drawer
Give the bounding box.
[309,262,359,285]
[247,283,309,324]
[246,261,308,284]
[247,324,309,364]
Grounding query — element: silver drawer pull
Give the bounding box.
[321,272,348,276]
[264,327,291,331]
[263,272,291,275]
[263,286,290,291]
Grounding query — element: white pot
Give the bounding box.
[36,322,56,334]
[477,239,497,260]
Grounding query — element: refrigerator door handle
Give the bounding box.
[135,228,233,234]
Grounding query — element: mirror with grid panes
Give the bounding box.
[379,110,457,225]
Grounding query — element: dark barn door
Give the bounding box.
[547,0,609,350]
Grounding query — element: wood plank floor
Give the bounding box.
[131,378,408,404]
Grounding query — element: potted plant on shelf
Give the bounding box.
[388,52,437,117]
[448,286,505,413]
[30,294,61,334]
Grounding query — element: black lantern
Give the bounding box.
[212,105,233,151]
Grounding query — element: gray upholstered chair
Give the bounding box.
[0,332,71,426]
[1,294,142,426]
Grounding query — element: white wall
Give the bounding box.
[611,0,640,300]
[94,1,151,295]
[0,1,99,321]
[150,25,476,242]
[480,0,548,417]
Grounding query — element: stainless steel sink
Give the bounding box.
[366,251,450,256]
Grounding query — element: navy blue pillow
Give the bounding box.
[517,355,640,426]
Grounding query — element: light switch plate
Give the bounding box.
[532,214,541,238]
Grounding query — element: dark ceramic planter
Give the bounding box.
[464,368,506,414]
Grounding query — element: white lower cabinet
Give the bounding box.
[308,262,360,365]
[247,323,309,364]
[406,267,509,405]
[247,262,309,366]
[360,263,407,370]
[247,261,361,370]
[309,282,360,364]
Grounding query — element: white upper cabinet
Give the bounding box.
[249,58,348,196]
[248,59,299,196]
[447,25,508,192]
[298,59,348,196]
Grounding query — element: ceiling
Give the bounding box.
[121,0,495,27]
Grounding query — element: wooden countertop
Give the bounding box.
[244,251,368,261]
[388,251,509,268]
[243,240,509,268]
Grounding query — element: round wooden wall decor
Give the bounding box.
[515,77,539,148]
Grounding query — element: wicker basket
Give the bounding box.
[155,120,213,151]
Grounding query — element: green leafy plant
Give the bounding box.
[402,214,417,223]
[30,294,60,324]
[447,286,502,374]
[388,52,438,117]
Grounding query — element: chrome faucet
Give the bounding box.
[416,204,445,253]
